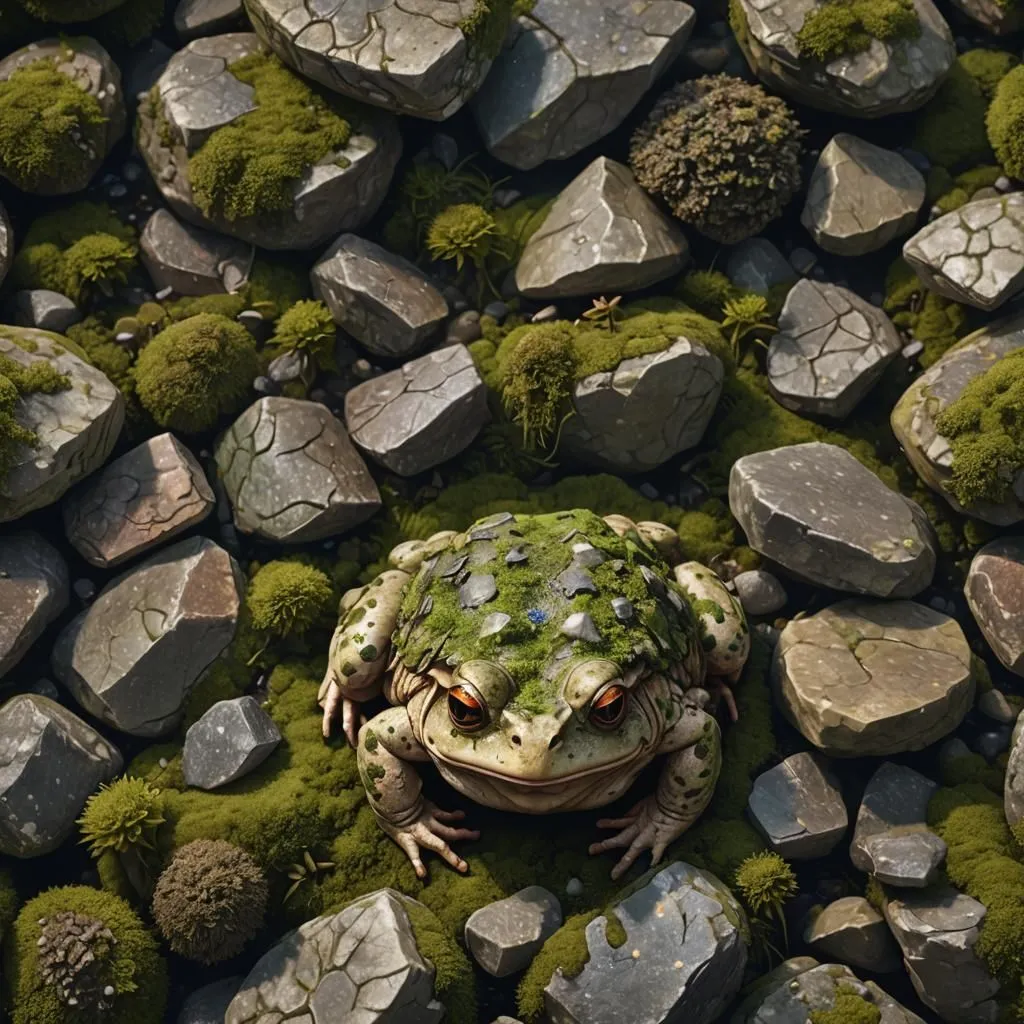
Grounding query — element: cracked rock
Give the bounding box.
[472,0,695,170]
[465,886,563,978]
[804,898,902,973]
[544,862,747,1024]
[729,443,936,597]
[0,532,69,681]
[177,978,243,1024]
[345,344,489,476]
[0,694,122,858]
[137,34,401,250]
[8,290,81,334]
[216,397,381,544]
[183,696,282,790]
[767,280,902,419]
[802,134,925,256]
[63,432,215,569]
[774,599,974,757]
[225,888,446,1024]
[312,234,448,359]
[965,538,1024,678]
[515,157,689,299]
[51,537,243,737]
[0,327,124,525]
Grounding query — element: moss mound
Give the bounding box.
[810,985,882,1024]
[959,48,1019,100]
[914,64,993,170]
[927,165,1003,215]
[269,299,336,371]
[883,258,967,368]
[0,353,71,485]
[247,561,336,638]
[988,65,1024,180]
[795,0,919,63]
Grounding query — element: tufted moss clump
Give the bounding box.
[988,65,1024,180]
[733,851,798,916]
[928,165,1003,215]
[0,354,71,485]
[914,64,993,170]
[247,561,335,638]
[190,52,352,222]
[795,0,919,63]
[132,313,258,434]
[78,777,165,858]
[269,299,336,371]
[809,985,882,1024]
[629,75,803,244]
[959,48,1019,100]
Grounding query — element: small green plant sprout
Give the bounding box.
[427,202,510,299]
[283,849,336,904]
[401,156,498,224]
[579,295,624,333]
[722,293,776,361]
[269,299,337,371]
[734,850,799,953]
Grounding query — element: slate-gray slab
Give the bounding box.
[804,898,902,973]
[726,238,795,296]
[465,886,562,978]
[965,537,1024,677]
[183,696,281,790]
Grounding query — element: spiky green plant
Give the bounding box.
[734,850,798,955]
[78,778,164,857]
[579,295,623,333]
[722,294,776,360]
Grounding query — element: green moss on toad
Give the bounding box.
[988,65,1024,180]
[796,0,919,63]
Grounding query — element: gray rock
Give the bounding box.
[802,135,925,256]
[947,0,1024,32]
[312,234,448,359]
[965,538,1024,677]
[465,886,563,978]
[1004,713,1024,825]
[345,345,489,476]
[0,202,11,290]
[177,978,243,1024]
[863,831,948,889]
[472,0,694,170]
[9,290,81,333]
[767,280,902,419]
[63,432,215,569]
[216,397,381,543]
[183,696,281,790]
[804,898,902,973]
[0,532,69,680]
[545,862,747,1024]
[137,34,401,250]
[225,889,446,1024]
[904,194,1024,311]
[124,38,173,101]
[978,688,1018,724]
[0,328,124,525]
[774,600,974,757]
[729,443,936,598]
[0,694,122,857]
[174,0,243,40]
[747,751,848,859]
[52,537,242,737]
[726,238,795,296]
[515,157,688,299]
[732,570,787,616]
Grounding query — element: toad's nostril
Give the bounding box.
[511,735,522,746]
[548,735,562,750]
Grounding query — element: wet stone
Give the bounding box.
[183,696,282,790]
[965,537,1024,677]
[611,597,634,621]
[1003,713,1024,825]
[804,897,903,974]
[8,290,81,334]
[460,574,497,609]
[465,886,563,978]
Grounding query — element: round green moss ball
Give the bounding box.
[247,560,335,637]
[988,65,1024,180]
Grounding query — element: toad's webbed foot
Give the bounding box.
[589,795,685,881]
[382,803,480,880]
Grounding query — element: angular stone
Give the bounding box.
[472,0,694,170]
[545,862,747,1024]
[183,696,282,790]
[863,831,947,889]
[0,694,122,857]
[732,570,787,617]
[774,599,974,757]
[747,752,848,859]
[177,978,243,1024]
[767,280,902,419]
[729,443,936,598]
[174,0,243,41]
[460,574,497,609]
[515,157,688,299]
[63,432,215,569]
[0,532,69,680]
[465,886,562,978]
[8,290,82,334]
[802,135,925,256]
[726,238,795,296]
[0,327,124,525]
[52,537,242,737]
[216,397,381,544]
[804,898,902,973]
[561,611,601,643]
[965,537,1024,677]
[1004,713,1024,826]
[313,234,448,359]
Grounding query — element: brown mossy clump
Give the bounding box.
[795,0,919,63]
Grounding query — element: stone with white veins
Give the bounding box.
[465,886,563,978]
[965,537,1024,677]
[804,898,902,974]
[183,696,282,790]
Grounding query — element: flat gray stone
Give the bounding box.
[732,570,787,616]
[345,345,488,476]
[177,978,243,1024]
[804,898,902,973]
[0,694,122,857]
[726,238,795,296]
[774,599,974,757]
[183,696,281,790]
[515,157,688,299]
[174,0,243,41]
[767,280,902,419]
[966,538,1024,677]
[729,442,936,597]
[312,234,448,360]
[863,831,947,889]
[216,397,381,544]
[802,135,925,256]
[465,886,562,978]
[63,432,215,569]
[747,751,847,859]
[8,291,82,334]
[472,0,694,170]
[1004,713,1024,826]
[52,537,242,737]
[0,532,69,680]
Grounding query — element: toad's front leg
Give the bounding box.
[358,706,480,879]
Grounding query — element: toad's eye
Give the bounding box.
[449,685,487,731]
[590,684,628,730]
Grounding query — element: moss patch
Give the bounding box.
[458,0,532,60]
[914,64,993,171]
[959,48,1019,100]
[928,165,1003,215]
[988,65,1024,180]
[883,258,968,368]
[0,353,71,485]
[809,985,882,1024]
[404,898,477,1024]
[796,0,918,62]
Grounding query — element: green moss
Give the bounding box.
[988,65,1024,180]
[0,867,18,934]
[959,49,1020,100]
[65,317,133,388]
[883,259,967,368]
[930,165,1003,215]
[518,911,599,1021]
[457,0,525,60]
[270,299,336,371]
[915,64,993,170]
[491,194,554,270]
[796,0,918,62]
[809,985,882,1024]
[247,561,335,639]
[0,353,71,485]
[676,269,742,317]
[403,899,477,1024]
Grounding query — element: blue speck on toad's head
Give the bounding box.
[527,608,548,625]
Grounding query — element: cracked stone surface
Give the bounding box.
[312,234,448,359]
[0,532,69,680]
[515,157,689,299]
[904,194,1024,311]
[465,886,562,978]
[471,0,695,170]
[0,202,10,290]
[885,887,1000,1024]
[345,345,489,477]
[767,280,902,419]
[1004,714,1024,826]
[216,397,381,544]
[244,0,494,120]
[747,751,848,859]
[0,38,125,195]
[804,898,902,974]
[63,432,215,569]
[0,327,125,525]
[0,694,122,858]
[174,0,243,41]
[729,443,936,597]
[947,0,1024,32]
[773,599,974,757]
[802,134,925,256]
[732,0,955,117]
[544,862,747,1024]
[137,34,401,250]
[51,536,242,737]
[965,537,1024,678]
[225,888,445,1024]
[183,696,281,790]
[141,209,253,297]
[891,315,1024,526]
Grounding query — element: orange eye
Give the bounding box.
[449,685,487,731]
[590,684,628,730]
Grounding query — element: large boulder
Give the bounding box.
[965,537,1024,677]
[52,537,242,737]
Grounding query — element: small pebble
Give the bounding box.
[73,579,96,602]
[532,305,559,323]
[733,570,787,616]
[431,133,459,170]
[493,188,522,209]
[901,340,924,360]
[445,310,482,345]
[565,877,584,898]
[107,182,127,199]
[159,757,168,768]
[638,482,659,500]
[115,332,135,344]
[996,175,1014,193]
[975,729,1011,760]
[155,285,173,300]
[352,359,374,380]
[253,376,279,396]
[978,688,1017,725]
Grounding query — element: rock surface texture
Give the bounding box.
[965,537,1024,677]
[804,898,902,973]
[182,696,282,790]
[465,886,563,978]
